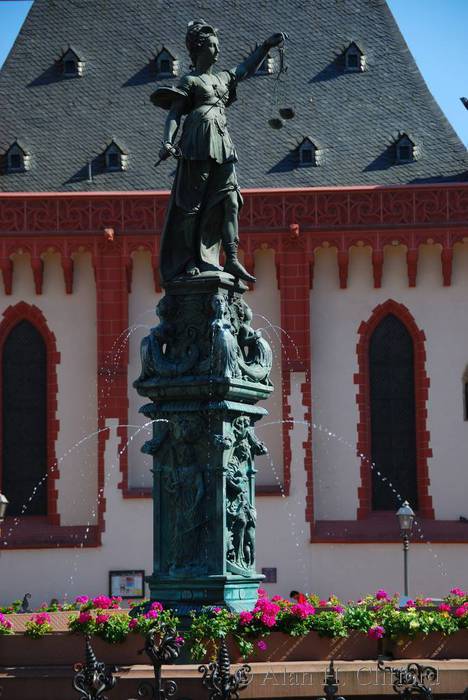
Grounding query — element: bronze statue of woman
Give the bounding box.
[152,21,286,284]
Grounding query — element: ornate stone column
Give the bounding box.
[134,273,273,613]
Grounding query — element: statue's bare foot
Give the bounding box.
[185,261,200,277]
[223,259,256,284]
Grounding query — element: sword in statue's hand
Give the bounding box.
[154,143,181,168]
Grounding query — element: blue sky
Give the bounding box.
[0,0,467,145]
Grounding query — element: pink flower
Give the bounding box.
[239,611,253,625]
[331,605,344,614]
[260,614,276,628]
[96,614,110,625]
[78,612,92,624]
[212,607,222,614]
[145,609,160,619]
[257,640,267,651]
[257,588,267,598]
[92,595,112,609]
[450,588,466,597]
[375,589,389,601]
[368,625,385,639]
[150,601,164,612]
[33,612,51,626]
[271,595,283,602]
[291,603,315,619]
[129,618,138,630]
[438,603,451,612]
[454,604,468,618]
[0,614,12,630]
[75,595,89,605]
[318,600,327,607]
[110,596,122,608]
[175,636,185,645]
[404,600,415,608]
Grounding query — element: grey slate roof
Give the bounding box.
[0,0,466,192]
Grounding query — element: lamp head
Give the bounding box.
[396,500,415,534]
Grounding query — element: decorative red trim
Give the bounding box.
[0,517,99,549]
[354,299,435,520]
[94,240,129,522]
[0,302,60,526]
[311,513,468,543]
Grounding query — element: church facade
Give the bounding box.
[0,0,467,605]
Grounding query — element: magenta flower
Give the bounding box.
[0,614,12,630]
[96,614,110,625]
[257,640,267,651]
[450,588,466,597]
[239,611,253,625]
[212,607,222,614]
[175,636,185,645]
[271,595,283,602]
[375,589,389,601]
[129,618,138,630]
[454,604,468,618]
[150,601,164,612]
[110,596,122,608]
[260,614,276,628]
[318,600,327,607]
[331,605,344,614]
[404,600,415,608]
[291,603,315,619]
[75,595,89,605]
[93,595,112,609]
[367,625,385,639]
[438,603,451,612]
[33,612,51,626]
[257,588,267,598]
[78,612,92,624]
[145,609,160,619]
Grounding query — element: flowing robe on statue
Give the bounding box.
[159,69,243,283]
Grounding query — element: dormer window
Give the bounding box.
[3,141,30,173]
[296,138,320,167]
[395,134,416,163]
[59,48,84,77]
[154,48,178,78]
[103,141,128,171]
[343,42,365,72]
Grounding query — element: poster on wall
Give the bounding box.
[109,570,145,599]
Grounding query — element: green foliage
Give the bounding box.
[343,606,376,632]
[379,607,459,639]
[25,620,53,639]
[95,613,130,644]
[185,608,237,661]
[309,611,347,638]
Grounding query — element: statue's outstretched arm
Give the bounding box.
[234,32,286,82]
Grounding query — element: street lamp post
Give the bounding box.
[396,500,415,598]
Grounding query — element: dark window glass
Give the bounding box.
[301,147,313,164]
[346,52,359,68]
[64,59,77,75]
[464,382,468,421]
[369,314,418,510]
[9,153,22,170]
[397,143,412,162]
[2,321,47,516]
[107,152,120,169]
[160,59,171,74]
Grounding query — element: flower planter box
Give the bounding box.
[390,630,468,660]
[0,632,145,667]
[226,630,380,663]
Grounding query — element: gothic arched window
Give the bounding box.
[2,320,48,516]
[369,314,418,510]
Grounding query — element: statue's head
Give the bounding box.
[186,19,219,67]
[211,293,227,317]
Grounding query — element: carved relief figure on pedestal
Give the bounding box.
[235,299,273,384]
[209,293,241,379]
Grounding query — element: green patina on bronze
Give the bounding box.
[134,20,284,615]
